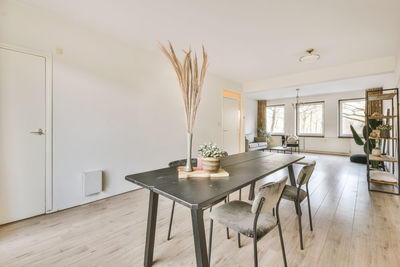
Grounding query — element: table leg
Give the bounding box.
[288,164,296,186]
[249,181,256,200]
[191,208,209,267]
[144,191,159,267]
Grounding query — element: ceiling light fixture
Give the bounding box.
[291,88,304,108]
[299,48,320,63]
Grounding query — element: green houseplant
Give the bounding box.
[350,118,382,154]
[256,127,272,143]
[198,143,226,172]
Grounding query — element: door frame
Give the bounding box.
[222,89,242,152]
[0,43,53,212]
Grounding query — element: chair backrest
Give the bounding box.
[251,176,288,214]
[287,135,298,144]
[297,160,316,185]
[168,159,197,168]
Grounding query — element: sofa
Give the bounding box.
[245,134,268,152]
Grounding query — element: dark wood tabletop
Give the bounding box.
[126,151,304,209]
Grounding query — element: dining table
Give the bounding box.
[125,150,305,267]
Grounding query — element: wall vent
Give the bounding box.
[83,170,103,196]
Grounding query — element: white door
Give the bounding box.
[0,48,46,224]
[223,97,240,155]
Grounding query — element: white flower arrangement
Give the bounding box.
[198,143,226,158]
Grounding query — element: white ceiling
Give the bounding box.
[246,73,395,100]
[18,0,400,83]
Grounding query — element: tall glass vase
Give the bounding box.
[185,132,193,172]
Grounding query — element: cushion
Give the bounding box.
[350,154,367,164]
[210,200,277,239]
[257,142,268,147]
[245,134,255,143]
[249,143,259,148]
[254,136,266,142]
[282,185,307,202]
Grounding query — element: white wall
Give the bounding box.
[395,55,400,87]
[244,97,257,136]
[265,90,365,155]
[0,0,242,211]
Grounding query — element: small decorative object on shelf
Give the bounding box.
[372,146,382,157]
[198,143,226,173]
[159,42,208,172]
[369,129,380,139]
[365,88,400,194]
[371,112,384,119]
[377,124,392,138]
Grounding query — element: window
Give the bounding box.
[266,105,285,134]
[296,102,324,136]
[339,98,365,137]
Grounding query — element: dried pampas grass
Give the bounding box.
[159,41,208,134]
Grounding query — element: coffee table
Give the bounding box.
[269,146,293,154]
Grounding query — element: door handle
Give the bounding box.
[30,129,44,135]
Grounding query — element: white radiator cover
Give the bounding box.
[300,137,351,154]
[82,170,103,196]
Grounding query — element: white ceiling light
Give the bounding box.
[299,49,320,63]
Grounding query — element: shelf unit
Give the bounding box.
[366,88,400,194]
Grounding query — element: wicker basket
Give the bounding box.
[201,157,221,173]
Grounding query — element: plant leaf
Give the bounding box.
[351,125,364,146]
[369,119,382,129]
[363,142,372,154]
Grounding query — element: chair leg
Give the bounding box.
[167,201,175,240]
[294,201,299,215]
[224,197,230,239]
[277,221,288,267]
[307,195,313,231]
[296,200,304,250]
[239,189,242,200]
[272,207,275,217]
[208,219,213,265]
[237,233,241,248]
[253,236,258,267]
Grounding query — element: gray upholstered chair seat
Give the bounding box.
[282,185,307,202]
[210,200,277,239]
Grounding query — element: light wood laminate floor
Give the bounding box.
[1,153,400,266]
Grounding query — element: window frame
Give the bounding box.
[266,104,285,135]
[338,98,365,138]
[296,101,325,137]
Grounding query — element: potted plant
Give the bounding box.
[377,124,392,138]
[198,143,226,172]
[255,127,271,143]
[350,119,382,154]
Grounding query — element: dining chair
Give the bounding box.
[208,176,288,267]
[281,160,316,250]
[167,158,232,241]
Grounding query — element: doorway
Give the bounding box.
[0,44,52,224]
[222,90,242,155]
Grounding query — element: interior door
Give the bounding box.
[0,47,46,224]
[223,97,240,155]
